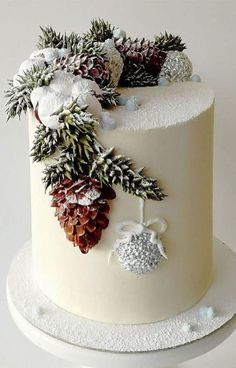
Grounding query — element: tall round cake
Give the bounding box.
[7,20,215,325]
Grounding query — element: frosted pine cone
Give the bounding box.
[50,177,116,254]
[115,37,167,87]
[54,53,111,87]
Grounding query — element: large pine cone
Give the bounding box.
[50,177,116,254]
[54,53,111,87]
[115,38,167,87]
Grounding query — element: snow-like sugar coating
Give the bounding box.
[111,82,215,131]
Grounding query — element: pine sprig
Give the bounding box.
[5,65,54,120]
[43,148,80,188]
[96,87,120,107]
[84,18,114,42]
[41,101,101,188]
[90,148,165,200]
[38,100,165,200]
[37,26,105,56]
[31,124,61,162]
[154,32,186,51]
[37,26,81,54]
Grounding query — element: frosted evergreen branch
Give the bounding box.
[34,100,165,200]
[5,65,54,120]
[96,87,120,107]
[90,148,166,201]
[83,18,114,42]
[154,32,186,51]
[31,124,62,162]
[37,26,105,56]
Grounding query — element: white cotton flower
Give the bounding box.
[19,57,45,74]
[37,91,71,129]
[30,48,59,64]
[72,77,102,118]
[49,70,75,96]
[30,86,50,109]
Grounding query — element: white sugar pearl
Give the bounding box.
[191,74,201,82]
[199,306,217,319]
[32,306,45,318]
[181,323,195,333]
[101,111,117,130]
[126,99,139,111]
[113,28,126,39]
[158,77,169,86]
[117,95,128,106]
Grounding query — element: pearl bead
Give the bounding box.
[199,306,217,319]
[126,99,139,111]
[117,95,128,106]
[113,28,126,39]
[181,323,195,333]
[191,74,201,82]
[101,111,117,130]
[158,77,170,86]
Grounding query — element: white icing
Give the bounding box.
[110,82,214,130]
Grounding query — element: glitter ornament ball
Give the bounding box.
[159,51,192,82]
[114,231,164,274]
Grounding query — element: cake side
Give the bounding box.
[29,91,214,324]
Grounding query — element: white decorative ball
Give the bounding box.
[101,111,117,130]
[181,323,195,333]
[126,98,139,111]
[32,306,45,318]
[159,51,192,82]
[191,74,201,82]
[199,306,217,319]
[117,95,128,106]
[113,28,126,39]
[158,77,170,86]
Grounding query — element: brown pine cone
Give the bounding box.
[50,176,116,254]
[54,53,111,86]
[115,37,167,86]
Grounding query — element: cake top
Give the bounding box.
[113,82,214,131]
[5,19,211,256]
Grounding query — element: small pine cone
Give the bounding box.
[50,176,116,254]
[54,53,111,87]
[115,37,167,86]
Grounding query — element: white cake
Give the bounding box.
[29,82,214,324]
[6,20,215,326]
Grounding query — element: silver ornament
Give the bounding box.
[114,231,164,274]
[159,51,192,83]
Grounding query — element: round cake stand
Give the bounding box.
[7,239,236,368]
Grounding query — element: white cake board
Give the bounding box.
[7,239,236,368]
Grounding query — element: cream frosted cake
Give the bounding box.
[6,19,215,325]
